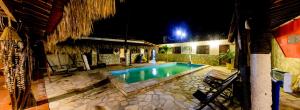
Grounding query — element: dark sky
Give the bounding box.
[92,0,235,44]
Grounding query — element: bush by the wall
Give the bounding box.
[156,54,219,66]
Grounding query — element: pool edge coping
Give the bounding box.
[108,64,210,97]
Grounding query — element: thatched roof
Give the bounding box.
[47,37,156,54]
[0,0,118,52]
[46,0,116,46]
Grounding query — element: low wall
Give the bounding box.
[98,54,120,65]
[156,54,219,66]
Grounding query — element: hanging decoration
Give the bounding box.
[0,27,27,110]
[46,0,116,52]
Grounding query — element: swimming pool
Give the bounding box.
[112,63,203,83]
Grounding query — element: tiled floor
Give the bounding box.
[0,76,12,110]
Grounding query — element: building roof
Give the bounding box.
[227,0,300,42]
[0,0,69,36]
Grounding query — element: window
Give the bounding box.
[181,46,192,54]
[196,45,209,54]
[173,47,181,54]
[219,45,230,54]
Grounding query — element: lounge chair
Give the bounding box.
[56,54,78,73]
[203,70,238,94]
[47,54,79,74]
[47,57,68,74]
[193,71,239,110]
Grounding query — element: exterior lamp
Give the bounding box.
[174,28,187,40]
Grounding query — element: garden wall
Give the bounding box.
[272,38,300,77]
[156,54,219,66]
[98,54,120,65]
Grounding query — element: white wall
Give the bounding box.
[159,39,234,55]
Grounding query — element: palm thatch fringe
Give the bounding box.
[46,0,116,52]
[47,43,151,54]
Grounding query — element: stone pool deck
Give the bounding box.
[44,64,239,110]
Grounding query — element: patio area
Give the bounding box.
[40,65,238,110]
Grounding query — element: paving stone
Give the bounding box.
[106,100,120,110]
[160,95,174,101]
[129,100,138,105]
[146,91,154,95]
[145,95,152,102]
[174,100,187,109]
[173,94,187,101]
[58,106,74,110]
[124,105,139,110]
[46,66,239,110]
[142,103,155,110]
[120,100,129,106]
[162,100,176,110]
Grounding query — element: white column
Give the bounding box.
[125,49,130,66]
[250,54,272,110]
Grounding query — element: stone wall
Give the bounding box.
[272,38,300,77]
[46,54,73,66]
[98,54,120,65]
[156,54,219,66]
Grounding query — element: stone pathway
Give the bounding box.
[44,63,158,100]
[47,66,239,110]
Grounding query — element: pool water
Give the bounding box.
[112,63,202,83]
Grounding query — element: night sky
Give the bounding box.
[92,0,235,44]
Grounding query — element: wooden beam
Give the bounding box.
[21,0,52,10]
[23,20,47,28]
[13,3,50,20]
[0,0,16,21]
[15,10,49,23]
[22,7,50,18]
[46,0,69,33]
[22,2,51,14]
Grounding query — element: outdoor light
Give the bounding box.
[175,28,187,39]
[176,30,183,36]
[169,22,190,42]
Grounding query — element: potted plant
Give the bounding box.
[219,50,235,69]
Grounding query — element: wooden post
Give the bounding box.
[233,0,252,109]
